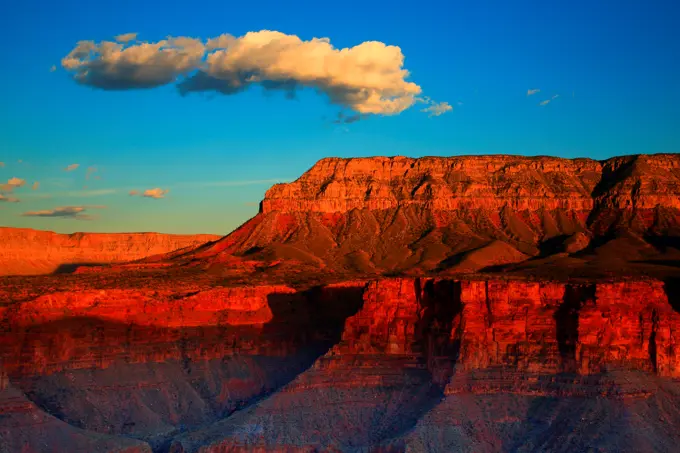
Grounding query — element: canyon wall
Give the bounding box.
[0,227,220,276]
[180,154,680,275]
[5,277,679,379]
[262,154,680,215]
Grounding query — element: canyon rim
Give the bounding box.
[1,153,680,452]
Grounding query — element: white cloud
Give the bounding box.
[527,88,540,96]
[0,177,26,193]
[0,194,19,203]
[539,95,560,106]
[62,30,448,116]
[420,101,453,117]
[129,187,169,199]
[64,163,79,171]
[62,36,206,90]
[114,32,138,43]
[142,188,169,198]
[21,205,105,220]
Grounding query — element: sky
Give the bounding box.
[0,0,679,235]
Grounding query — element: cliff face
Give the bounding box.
[263,154,680,214]
[2,276,680,452]
[263,155,603,213]
[0,227,220,276]
[178,153,680,276]
[3,153,680,452]
[6,278,678,378]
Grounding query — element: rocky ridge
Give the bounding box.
[0,227,220,276]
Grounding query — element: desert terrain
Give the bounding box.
[1,153,680,452]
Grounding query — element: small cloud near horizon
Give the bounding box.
[527,89,540,96]
[64,163,79,171]
[0,162,4,167]
[0,194,20,203]
[85,166,98,180]
[32,181,39,190]
[129,188,169,199]
[0,177,26,193]
[21,205,105,220]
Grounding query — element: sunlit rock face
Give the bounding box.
[0,227,220,276]
[2,277,680,452]
[2,153,680,452]
[165,154,680,277]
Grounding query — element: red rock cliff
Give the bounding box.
[262,154,680,215]
[184,153,680,276]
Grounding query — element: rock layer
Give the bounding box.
[176,154,680,276]
[0,227,220,276]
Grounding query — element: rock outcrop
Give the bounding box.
[0,227,220,276]
[2,153,680,452]
[174,153,680,276]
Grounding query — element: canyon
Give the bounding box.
[1,153,680,452]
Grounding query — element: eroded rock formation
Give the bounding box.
[168,154,680,276]
[0,227,220,276]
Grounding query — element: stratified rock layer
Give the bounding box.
[175,154,680,276]
[0,227,220,276]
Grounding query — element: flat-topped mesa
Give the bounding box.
[0,227,221,276]
[262,155,602,213]
[261,154,680,215]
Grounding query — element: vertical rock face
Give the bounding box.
[578,281,680,377]
[262,156,604,213]
[328,278,680,379]
[172,153,680,275]
[458,281,564,373]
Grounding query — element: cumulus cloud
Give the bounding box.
[32,181,39,190]
[61,31,447,116]
[527,88,540,96]
[64,163,79,171]
[62,36,206,90]
[0,194,19,203]
[129,188,169,199]
[420,101,453,117]
[21,205,104,220]
[0,177,26,193]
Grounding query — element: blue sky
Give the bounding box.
[0,0,678,234]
